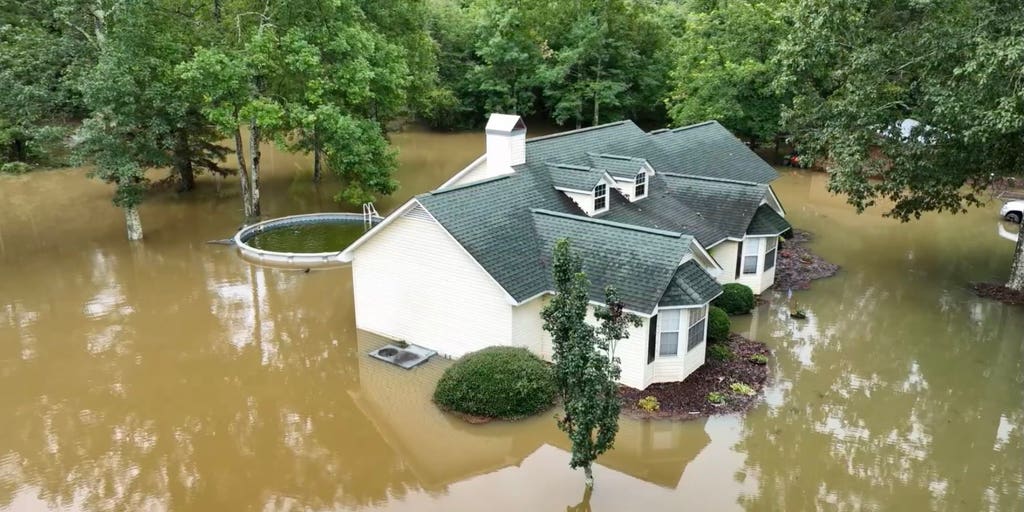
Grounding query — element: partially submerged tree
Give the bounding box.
[541,238,640,488]
[777,0,1024,291]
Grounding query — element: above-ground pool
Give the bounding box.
[233,213,381,269]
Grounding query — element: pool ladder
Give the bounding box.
[362,203,379,230]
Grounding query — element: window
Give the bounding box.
[634,171,647,199]
[594,183,607,211]
[742,238,760,274]
[647,315,658,363]
[658,309,681,356]
[764,238,778,271]
[687,306,707,351]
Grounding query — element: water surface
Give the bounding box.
[0,127,1021,511]
[246,222,368,253]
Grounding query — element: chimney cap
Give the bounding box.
[486,113,526,134]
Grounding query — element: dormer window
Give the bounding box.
[594,183,608,212]
[634,171,647,199]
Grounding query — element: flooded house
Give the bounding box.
[340,114,791,390]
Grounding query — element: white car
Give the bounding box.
[1001,200,1024,223]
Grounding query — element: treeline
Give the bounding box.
[2,0,1021,243]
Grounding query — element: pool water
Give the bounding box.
[246,222,368,252]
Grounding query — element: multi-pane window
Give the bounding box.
[764,238,778,271]
[742,238,760,274]
[687,306,707,351]
[658,309,680,356]
[594,183,607,211]
[634,171,647,198]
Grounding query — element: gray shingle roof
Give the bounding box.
[746,204,792,235]
[659,260,723,307]
[548,164,609,192]
[415,119,785,313]
[587,153,648,179]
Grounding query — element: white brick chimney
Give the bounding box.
[485,113,527,174]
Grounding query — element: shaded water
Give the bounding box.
[246,223,367,253]
[0,127,1021,511]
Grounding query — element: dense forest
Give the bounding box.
[2,0,1022,284]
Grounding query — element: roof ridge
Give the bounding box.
[587,152,645,162]
[659,172,763,187]
[531,209,687,239]
[526,121,631,143]
[425,174,512,195]
[667,120,718,133]
[546,162,594,172]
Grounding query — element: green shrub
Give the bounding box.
[708,306,731,342]
[707,392,726,405]
[637,396,660,412]
[708,343,734,362]
[729,382,756,396]
[1,162,30,175]
[713,283,755,315]
[433,346,556,420]
[749,354,768,365]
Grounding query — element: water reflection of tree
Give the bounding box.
[739,265,1024,511]
[0,245,417,510]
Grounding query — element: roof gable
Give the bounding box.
[659,260,723,307]
[587,153,649,180]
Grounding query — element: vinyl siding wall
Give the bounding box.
[351,205,514,358]
[646,307,707,387]
[709,237,777,294]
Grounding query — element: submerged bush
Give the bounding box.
[708,306,730,342]
[637,396,660,412]
[708,343,734,362]
[1,162,30,175]
[433,346,556,420]
[713,283,755,315]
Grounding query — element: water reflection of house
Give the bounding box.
[351,331,711,492]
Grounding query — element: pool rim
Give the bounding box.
[233,212,381,269]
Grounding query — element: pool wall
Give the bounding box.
[234,213,382,269]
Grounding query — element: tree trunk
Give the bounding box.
[124,205,143,241]
[312,129,322,184]
[233,128,255,220]
[1008,221,1024,291]
[583,464,594,488]
[248,119,262,218]
[174,130,195,192]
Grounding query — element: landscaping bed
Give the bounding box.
[971,282,1024,306]
[620,334,771,420]
[773,229,839,290]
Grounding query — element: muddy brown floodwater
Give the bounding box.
[1,126,1022,511]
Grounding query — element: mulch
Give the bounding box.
[971,282,1024,306]
[772,229,839,291]
[619,334,771,421]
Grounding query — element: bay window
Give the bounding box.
[687,306,707,351]
[657,309,680,356]
[764,238,778,271]
[742,238,760,274]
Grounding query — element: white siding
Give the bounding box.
[710,241,740,285]
[647,307,707,387]
[710,238,778,294]
[614,315,652,390]
[351,207,513,358]
[511,295,548,356]
[444,156,508,189]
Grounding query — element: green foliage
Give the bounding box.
[707,391,726,405]
[1,162,30,175]
[433,346,556,420]
[637,396,660,413]
[729,382,756,397]
[707,306,731,342]
[713,283,756,315]
[749,354,768,365]
[542,238,638,487]
[666,0,786,144]
[708,343,734,362]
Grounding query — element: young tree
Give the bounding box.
[541,238,640,488]
[777,0,1024,291]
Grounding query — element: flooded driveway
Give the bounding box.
[0,129,1021,511]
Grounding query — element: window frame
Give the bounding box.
[687,305,707,352]
[742,237,761,275]
[593,183,608,212]
[763,237,778,271]
[634,171,647,199]
[657,309,682,357]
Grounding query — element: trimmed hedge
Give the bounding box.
[433,346,556,420]
[708,306,730,342]
[713,283,755,315]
